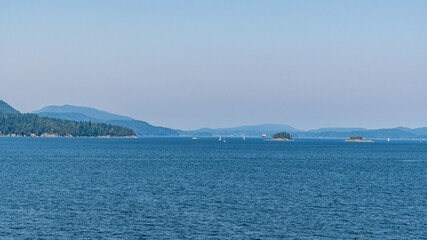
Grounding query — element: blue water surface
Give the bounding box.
[0,138,425,239]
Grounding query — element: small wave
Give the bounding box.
[398,160,424,162]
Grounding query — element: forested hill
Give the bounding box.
[0,113,135,137]
[0,100,20,114]
[35,105,180,136]
[0,100,136,137]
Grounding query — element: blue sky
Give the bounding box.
[1,0,426,130]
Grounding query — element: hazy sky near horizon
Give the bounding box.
[1,0,426,130]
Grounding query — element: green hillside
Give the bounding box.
[0,113,135,137]
[0,100,135,137]
[0,100,20,114]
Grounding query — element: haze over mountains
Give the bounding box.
[33,104,427,139]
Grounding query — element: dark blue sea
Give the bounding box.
[0,138,425,239]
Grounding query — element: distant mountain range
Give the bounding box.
[295,127,427,139]
[182,124,303,137]
[34,106,303,137]
[32,104,427,139]
[34,105,179,136]
[182,125,427,139]
[307,127,368,133]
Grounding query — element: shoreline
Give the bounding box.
[345,139,374,142]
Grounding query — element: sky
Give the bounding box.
[1,0,426,130]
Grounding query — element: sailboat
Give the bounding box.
[243,136,246,141]
[387,138,390,142]
[219,136,222,141]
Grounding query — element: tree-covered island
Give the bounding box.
[345,136,374,142]
[270,132,294,141]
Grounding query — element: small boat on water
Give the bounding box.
[387,138,390,142]
[192,137,199,140]
[243,136,246,141]
[219,137,222,141]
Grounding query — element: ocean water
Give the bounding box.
[0,137,425,239]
